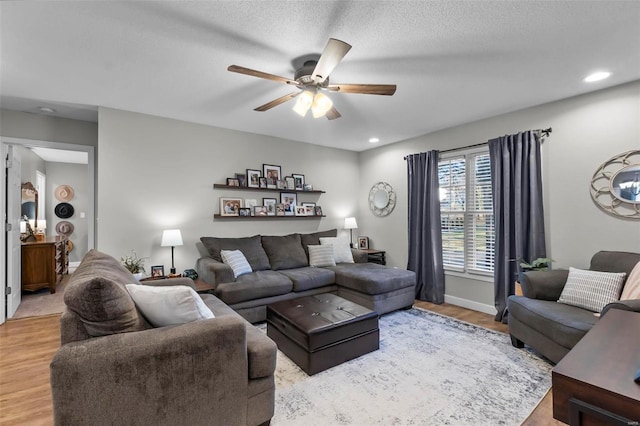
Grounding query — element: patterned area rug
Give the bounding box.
[267,307,551,425]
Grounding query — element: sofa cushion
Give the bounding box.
[308,245,336,267]
[277,267,336,292]
[125,284,215,327]
[319,236,354,264]
[64,249,150,337]
[215,271,293,305]
[330,263,416,295]
[620,261,640,300]
[220,249,253,278]
[508,296,598,349]
[558,267,626,312]
[300,229,337,256]
[200,235,270,271]
[261,234,308,270]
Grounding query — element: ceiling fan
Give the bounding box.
[228,38,396,120]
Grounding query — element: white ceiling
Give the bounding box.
[30,147,89,165]
[1,1,639,152]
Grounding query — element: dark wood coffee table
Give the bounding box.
[552,309,640,425]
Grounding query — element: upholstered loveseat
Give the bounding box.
[508,250,640,364]
[195,229,417,323]
[50,250,277,426]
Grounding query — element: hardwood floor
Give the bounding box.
[0,303,561,425]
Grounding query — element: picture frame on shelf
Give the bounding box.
[285,176,295,190]
[247,169,261,188]
[314,205,323,216]
[277,179,286,189]
[254,206,268,216]
[292,173,305,190]
[238,207,251,217]
[235,173,246,187]
[244,199,258,215]
[263,198,277,215]
[226,178,240,186]
[259,177,268,189]
[303,184,313,191]
[280,192,297,215]
[302,202,316,216]
[151,265,165,278]
[358,236,369,250]
[295,205,307,216]
[276,203,285,216]
[263,164,281,189]
[220,197,242,216]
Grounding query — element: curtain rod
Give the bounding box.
[404,127,552,159]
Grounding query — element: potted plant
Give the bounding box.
[518,257,553,281]
[121,250,147,280]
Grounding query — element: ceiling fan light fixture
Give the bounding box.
[311,92,333,118]
[293,90,314,116]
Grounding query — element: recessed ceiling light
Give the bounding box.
[584,71,611,83]
[369,137,380,143]
[37,106,56,114]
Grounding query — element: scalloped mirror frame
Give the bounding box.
[590,150,640,219]
[368,181,396,217]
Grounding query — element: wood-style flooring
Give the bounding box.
[0,302,561,425]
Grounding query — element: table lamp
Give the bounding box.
[344,217,358,248]
[161,229,183,275]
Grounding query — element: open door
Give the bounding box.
[5,145,22,318]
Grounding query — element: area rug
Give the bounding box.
[267,308,552,425]
[12,275,69,319]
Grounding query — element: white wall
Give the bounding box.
[358,80,640,312]
[97,107,359,274]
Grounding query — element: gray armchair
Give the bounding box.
[508,251,640,363]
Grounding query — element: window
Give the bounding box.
[438,151,494,275]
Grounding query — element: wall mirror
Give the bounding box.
[21,182,38,225]
[590,150,640,219]
[368,181,396,217]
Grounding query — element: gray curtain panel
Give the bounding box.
[406,151,445,303]
[489,131,547,323]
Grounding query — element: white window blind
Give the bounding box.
[439,152,494,274]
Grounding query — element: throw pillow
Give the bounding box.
[557,267,627,312]
[200,235,270,271]
[319,236,354,264]
[308,245,336,267]
[620,261,640,300]
[125,284,215,327]
[261,234,308,270]
[220,249,253,278]
[300,229,338,256]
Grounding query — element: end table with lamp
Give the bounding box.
[161,229,183,275]
[344,217,358,248]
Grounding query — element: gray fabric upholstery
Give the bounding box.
[590,250,640,275]
[351,248,368,263]
[200,235,271,271]
[261,233,308,270]
[520,269,569,300]
[338,285,415,315]
[299,229,337,256]
[330,263,416,294]
[277,267,336,292]
[195,257,234,289]
[215,271,292,305]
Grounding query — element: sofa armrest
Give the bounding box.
[195,256,235,287]
[520,269,569,300]
[351,249,368,263]
[141,276,195,290]
[51,316,249,426]
[601,299,640,317]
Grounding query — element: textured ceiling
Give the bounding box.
[1,1,639,151]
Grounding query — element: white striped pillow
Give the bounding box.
[220,249,252,278]
[319,236,354,264]
[558,267,626,312]
[308,245,336,267]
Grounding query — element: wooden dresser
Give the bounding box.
[21,236,68,294]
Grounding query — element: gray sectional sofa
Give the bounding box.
[196,229,417,323]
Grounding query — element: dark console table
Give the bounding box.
[361,249,386,265]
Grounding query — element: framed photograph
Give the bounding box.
[295,205,307,216]
[246,169,261,188]
[226,177,240,186]
[244,198,258,215]
[292,173,305,190]
[254,206,268,216]
[358,236,369,250]
[303,184,313,191]
[151,265,165,278]
[314,205,323,216]
[238,207,251,217]
[302,202,316,216]
[277,179,286,189]
[280,192,297,215]
[220,197,242,216]
[259,177,268,188]
[235,173,247,187]
[263,198,277,215]
[263,164,281,189]
[276,203,285,216]
[285,176,295,190]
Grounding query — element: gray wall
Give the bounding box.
[16,145,45,189]
[0,109,97,146]
[358,80,640,313]
[97,107,359,274]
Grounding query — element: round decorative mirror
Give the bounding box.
[590,150,640,219]
[368,181,396,217]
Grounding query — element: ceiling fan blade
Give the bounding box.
[312,38,352,84]
[228,65,298,86]
[325,106,341,120]
[326,83,397,95]
[254,92,300,112]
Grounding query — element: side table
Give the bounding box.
[361,249,386,265]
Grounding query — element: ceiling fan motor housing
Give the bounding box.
[294,60,328,86]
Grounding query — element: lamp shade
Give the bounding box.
[293,91,314,117]
[344,217,358,230]
[161,229,183,247]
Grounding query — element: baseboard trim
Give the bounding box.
[444,295,497,315]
